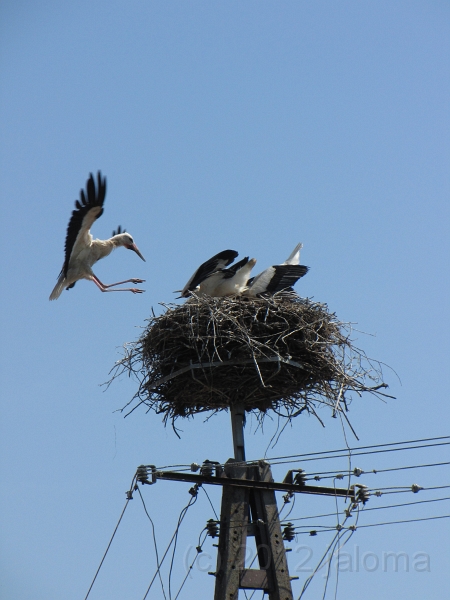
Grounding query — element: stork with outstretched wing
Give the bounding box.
[244,243,309,297]
[49,172,145,300]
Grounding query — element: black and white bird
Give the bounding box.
[180,250,238,297]
[49,172,146,300]
[244,243,309,297]
[198,256,257,297]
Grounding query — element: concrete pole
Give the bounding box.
[230,403,246,462]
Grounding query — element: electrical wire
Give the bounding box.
[141,490,198,600]
[136,486,167,599]
[297,509,358,599]
[83,476,136,600]
[352,514,450,529]
[303,461,450,480]
[268,441,450,468]
[283,496,450,524]
[292,514,450,535]
[367,484,450,496]
[173,529,208,600]
[168,492,199,600]
[201,485,219,521]
[144,436,450,475]
[266,435,450,464]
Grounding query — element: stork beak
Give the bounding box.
[130,244,146,261]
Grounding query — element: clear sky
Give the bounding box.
[1,2,449,599]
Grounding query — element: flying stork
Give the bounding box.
[179,250,238,297]
[244,243,309,297]
[49,171,146,300]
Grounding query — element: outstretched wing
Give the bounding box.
[265,264,309,294]
[248,264,309,296]
[62,171,106,277]
[220,256,249,279]
[180,249,238,297]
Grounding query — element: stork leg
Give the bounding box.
[91,275,145,294]
[101,278,145,287]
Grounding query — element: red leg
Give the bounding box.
[91,276,145,294]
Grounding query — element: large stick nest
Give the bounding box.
[109,295,390,428]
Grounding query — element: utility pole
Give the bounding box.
[213,405,293,599]
[136,413,364,599]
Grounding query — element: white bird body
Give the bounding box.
[49,172,145,300]
[244,243,308,297]
[180,249,239,297]
[198,257,257,297]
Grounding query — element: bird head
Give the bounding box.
[113,230,146,261]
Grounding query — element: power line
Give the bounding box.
[266,435,450,464]
[168,493,199,600]
[283,496,450,524]
[368,484,450,496]
[293,514,450,535]
[136,487,167,599]
[201,485,219,521]
[268,441,450,467]
[84,478,135,600]
[173,529,208,600]
[354,514,450,529]
[304,461,450,480]
[151,436,450,473]
[141,488,199,600]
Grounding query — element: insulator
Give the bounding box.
[206,518,219,538]
[354,484,370,505]
[282,491,293,504]
[411,484,423,493]
[282,522,295,542]
[136,465,149,484]
[353,467,363,477]
[294,469,306,487]
[189,484,200,497]
[201,460,214,477]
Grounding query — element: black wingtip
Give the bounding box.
[112,225,126,237]
[214,250,239,266]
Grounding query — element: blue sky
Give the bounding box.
[1,2,449,599]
